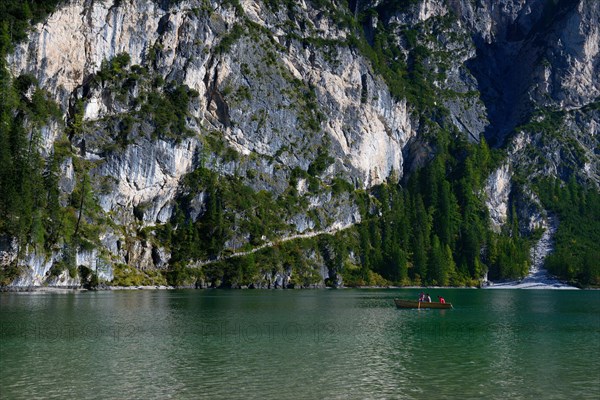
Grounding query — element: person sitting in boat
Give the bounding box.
[418,292,425,302]
[424,293,432,302]
[437,295,446,304]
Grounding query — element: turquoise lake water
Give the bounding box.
[1,289,599,399]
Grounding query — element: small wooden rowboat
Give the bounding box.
[394,299,453,309]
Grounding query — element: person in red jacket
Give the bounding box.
[437,295,446,304]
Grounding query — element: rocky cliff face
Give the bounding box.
[2,0,598,287]
[9,0,414,187]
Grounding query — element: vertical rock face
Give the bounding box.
[5,0,418,285]
[2,0,598,286]
[9,1,160,102]
[459,0,599,145]
[9,0,414,189]
[94,137,197,226]
[485,163,511,232]
[365,0,598,181]
[536,0,600,109]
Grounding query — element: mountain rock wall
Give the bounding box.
[2,0,598,287]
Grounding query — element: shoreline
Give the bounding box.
[0,285,179,292]
[1,284,591,292]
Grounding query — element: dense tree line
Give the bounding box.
[347,131,530,287]
[537,178,600,286]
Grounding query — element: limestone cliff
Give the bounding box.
[1,0,598,287]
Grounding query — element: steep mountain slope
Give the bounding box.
[0,0,598,288]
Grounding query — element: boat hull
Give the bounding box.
[394,299,453,309]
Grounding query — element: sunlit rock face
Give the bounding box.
[485,163,511,232]
[9,0,414,191]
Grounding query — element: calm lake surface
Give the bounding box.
[1,289,599,399]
